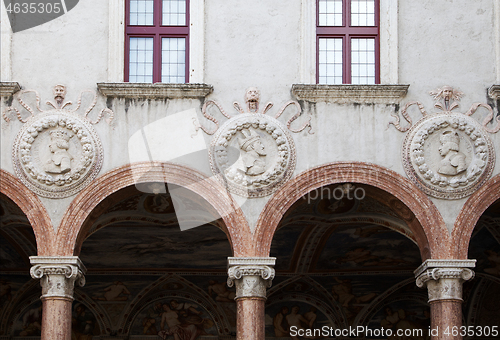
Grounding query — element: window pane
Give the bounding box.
[351,38,375,84]
[318,0,343,26]
[163,0,187,26]
[318,38,343,84]
[129,37,154,83]
[351,0,375,26]
[162,37,186,83]
[130,0,154,26]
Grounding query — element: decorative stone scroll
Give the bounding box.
[390,86,498,199]
[197,88,307,197]
[227,257,276,299]
[4,85,112,198]
[414,259,475,302]
[30,256,86,301]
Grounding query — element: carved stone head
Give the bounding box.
[245,87,260,112]
[53,84,66,106]
[245,87,260,103]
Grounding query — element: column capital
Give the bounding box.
[414,259,475,302]
[30,256,87,301]
[227,257,276,300]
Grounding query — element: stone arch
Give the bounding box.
[452,173,500,259]
[0,169,54,255]
[254,162,450,259]
[55,162,252,256]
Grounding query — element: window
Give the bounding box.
[317,0,379,84]
[125,0,189,83]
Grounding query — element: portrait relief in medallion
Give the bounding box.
[45,129,74,174]
[391,86,499,199]
[4,85,113,198]
[437,130,467,176]
[194,88,312,197]
[230,128,267,176]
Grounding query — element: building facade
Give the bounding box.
[1,1,500,339]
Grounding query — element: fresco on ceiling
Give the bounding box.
[80,224,231,269]
[130,297,217,338]
[367,300,430,340]
[471,281,500,327]
[468,225,500,276]
[11,300,43,337]
[313,275,413,325]
[265,301,334,338]
[314,224,421,271]
[79,275,160,302]
[72,302,100,340]
[0,274,32,316]
[271,224,308,271]
[0,234,27,269]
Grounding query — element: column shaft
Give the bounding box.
[228,257,276,340]
[430,300,463,340]
[30,256,86,340]
[236,297,266,340]
[41,298,73,340]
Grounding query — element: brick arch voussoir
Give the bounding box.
[0,169,55,255]
[254,162,450,260]
[56,162,252,256]
[453,173,500,259]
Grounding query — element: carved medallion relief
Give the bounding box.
[4,85,113,198]
[196,88,312,197]
[391,86,499,199]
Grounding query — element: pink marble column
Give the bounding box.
[415,260,475,340]
[429,300,463,340]
[30,256,86,340]
[228,257,276,340]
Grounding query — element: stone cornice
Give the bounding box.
[97,82,213,99]
[0,82,21,97]
[291,84,409,104]
[414,259,476,278]
[488,85,500,100]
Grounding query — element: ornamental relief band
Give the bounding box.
[196,87,312,198]
[3,85,113,198]
[390,86,499,199]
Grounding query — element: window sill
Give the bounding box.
[0,82,21,97]
[488,85,500,100]
[97,83,213,99]
[291,84,410,104]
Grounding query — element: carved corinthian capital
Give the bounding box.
[227,257,276,300]
[414,259,475,302]
[30,256,87,301]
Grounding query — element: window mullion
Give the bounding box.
[345,34,351,84]
[154,34,161,83]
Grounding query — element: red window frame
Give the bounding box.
[125,0,190,83]
[316,0,380,84]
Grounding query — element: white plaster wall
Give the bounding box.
[204,0,301,105]
[1,0,499,232]
[9,0,108,90]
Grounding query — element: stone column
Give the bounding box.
[30,256,86,340]
[227,257,275,340]
[414,259,476,340]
